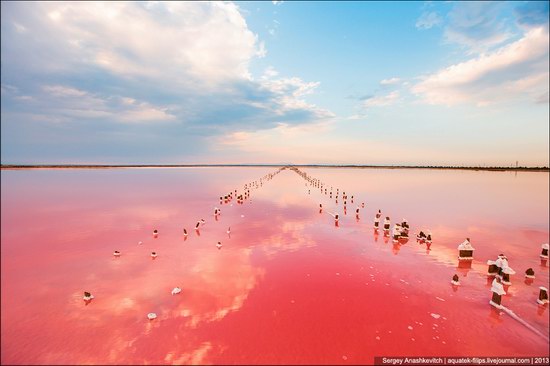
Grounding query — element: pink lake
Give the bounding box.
[1,167,549,365]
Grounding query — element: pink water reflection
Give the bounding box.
[1,167,548,364]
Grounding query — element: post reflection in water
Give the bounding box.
[1,167,549,364]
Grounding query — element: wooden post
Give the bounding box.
[451,274,460,286]
[487,260,499,276]
[541,243,549,259]
[500,264,515,285]
[537,287,548,305]
[489,278,506,309]
[458,239,475,260]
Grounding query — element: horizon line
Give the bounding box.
[1,164,549,172]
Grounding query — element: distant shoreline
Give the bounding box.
[1,164,548,172]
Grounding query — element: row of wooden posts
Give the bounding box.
[459,241,549,309]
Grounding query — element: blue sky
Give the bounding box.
[1,1,548,165]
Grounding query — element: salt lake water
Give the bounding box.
[1,167,548,364]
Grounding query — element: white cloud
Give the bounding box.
[416,11,442,30]
[262,66,279,79]
[2,2,331,130]
[256,40,267,58]
[8,2,263,89]
[443,2,512,53]
[39,85,176,123]
[118,106,175,123]
[14,95,34,101]
[43,85,87,97]
[256,71,334,120]
[115,97,176,123]
[2,84,35,103]
[347,114,367,121]
[268,18,280,37]
[1,84,19,95]
[272,1,284,5]
[3,2,329,124]
[261,76,319,97]
[363,91,400,108]
[412,26,549,106]
[380,77,401,86]
[1,1,335,163]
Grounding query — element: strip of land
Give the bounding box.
[1,164,548,172]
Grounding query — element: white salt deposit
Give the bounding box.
[500,306,550,341]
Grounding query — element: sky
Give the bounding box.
[1,1,548,166]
